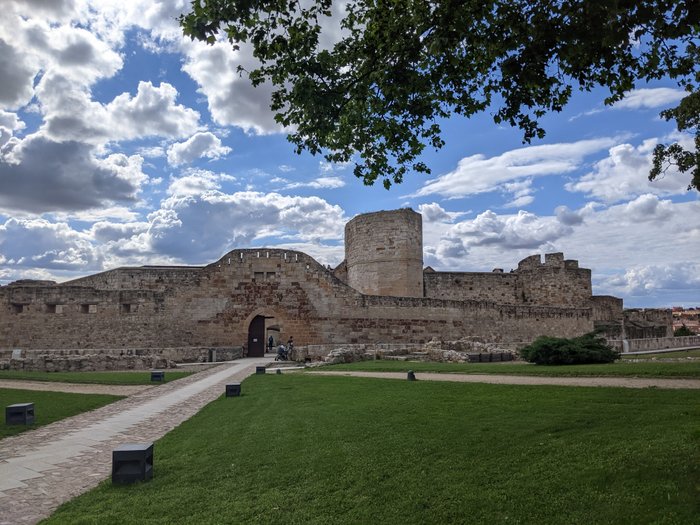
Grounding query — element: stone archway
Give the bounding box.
[245,310,285,357]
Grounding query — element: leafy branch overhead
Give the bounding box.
[180,0,699,190]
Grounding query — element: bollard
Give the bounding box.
[6,403,35,425]
[151,370,165,382]
[255,366,266,375]
[112,443,154,484]
[226,383,241,397]
[276,368,282,375]
[407,370,416,381]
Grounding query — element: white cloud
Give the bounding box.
[181,39,280,134]
[167,169,226,196]
[284,176,345,190]
[599,262,700,299]
[414,137,621,199]
[614,88,686,110]
[167,132,231,166]
[566,137,692,202]
[0,217,100,271]
[144,191,346,262]
[40,79,200,144]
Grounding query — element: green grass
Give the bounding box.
[0,370,193,385]
[1,388,122,439]
[314,359,700,378]
[621,349,700,360]
[46,375,700,524]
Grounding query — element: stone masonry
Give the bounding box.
[0,208,643,362]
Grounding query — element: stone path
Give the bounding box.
[0,357,272,525]
[310,370,700,389]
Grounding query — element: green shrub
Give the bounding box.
[519,333,620,365]
[674,324,694,337]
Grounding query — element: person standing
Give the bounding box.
[267,335,274,352]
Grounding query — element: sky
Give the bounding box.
[0,0,698,308]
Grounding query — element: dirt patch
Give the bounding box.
[0,379,153,396]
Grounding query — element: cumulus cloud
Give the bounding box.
[0,40,39,108]
[181,40,280,134]
[144,191,346,261]
[566,137,692,202]
[452,210,574,250]
[167,132,231,166]
[40,79,200,144]
[600,262,700,298]
[414,137,621,199]
[0,134,146,213]
[0,217,101,271]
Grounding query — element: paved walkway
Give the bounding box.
[0,357,272,525]
[310,371,700,389]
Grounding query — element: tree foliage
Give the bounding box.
[673,324,694,337]
[519,333,620,365]
[181,0,699,189]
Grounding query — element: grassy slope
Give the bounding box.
[0,370,192,385]
[46,375,700,524]
[314,360,700,378]
[1,388,122,439]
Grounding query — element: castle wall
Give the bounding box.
[591,295,624,322]
[515,253,591,307]
[423,271,518,303]
[344,209,424,297]
[0,249,593,352]
[624,308,673,339]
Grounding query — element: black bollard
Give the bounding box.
[407,370,416,381]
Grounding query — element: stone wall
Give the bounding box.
[0,248,593,353]
[624,308,673,339]
[608,335,700,352]
[344,208,424,297]
[424,252,592,309]
[0,346,242,372]
[423,271,518,303]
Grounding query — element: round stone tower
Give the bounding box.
[344,208,424,297]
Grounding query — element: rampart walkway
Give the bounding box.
[0,357,272,525]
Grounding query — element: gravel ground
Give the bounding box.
[309,371,700,389]
[0,380,152,396]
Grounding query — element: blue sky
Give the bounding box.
[0,0,698,308]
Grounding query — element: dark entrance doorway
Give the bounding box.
[247,315,266,357]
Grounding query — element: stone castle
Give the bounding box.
[0,208,663,363]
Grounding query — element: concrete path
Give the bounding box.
[310,370,700,389]
[0,357,272,525]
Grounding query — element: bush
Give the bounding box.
[674,324,693,337]
[519,333,620,365]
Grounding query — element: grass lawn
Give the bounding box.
[0,370,193,385]
[46,375,700,524]
[314,359,700,378]
[1,388,122,439]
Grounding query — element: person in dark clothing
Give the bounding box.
[267,335,274,352]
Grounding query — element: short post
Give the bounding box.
[112,443,154,484]
[226,383,241,397]
[407,370,416,381]
[276,368,282,375]
[151,370,165,382]
[5,403,35,425]
[255,366,266,375]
